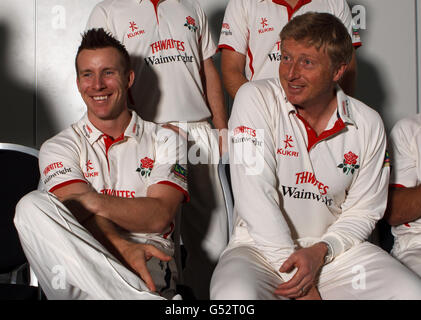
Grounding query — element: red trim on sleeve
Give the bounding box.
[389,184,406,189]
[49,179,88,193]
[218,44,236,52]
[157,181,190,203]
[247,47,255,80]
[353,42,362,49]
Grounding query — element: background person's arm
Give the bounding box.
[385,117,421,226]
[203,56,229,154]
[220,49,248,99]
[386,186,421,226]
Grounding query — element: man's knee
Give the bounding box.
[14,190,48,229]
[210,268,260,300]
[393,270,421,299]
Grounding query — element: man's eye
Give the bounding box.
[281,55,291,62]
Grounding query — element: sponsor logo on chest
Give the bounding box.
[277,135,299,158]
[100,189,136,198]
[280,185,333,206]
[84,160,99,178]
[137,157,154,177]
[145,38,193,66]
[337,151,360,175]
[184,16,198,32]
[258,17,274,34]
[295,171,329,195]
[127,21,145,39]
[150,39,185,54]
[268,41,282,62]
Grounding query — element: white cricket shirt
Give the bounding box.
[218,0,361,81]
[389,113,421,238]
[39,111,189,250]
[86,0,217,123]
[228,79,389,275]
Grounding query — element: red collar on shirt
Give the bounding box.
[150,0,160,22]
[295,112,346,152]
[272,0,312,20]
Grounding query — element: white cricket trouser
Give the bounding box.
[171,121,228,300]
[391,234,421,278]
[14,190,178,300]
[210,242,421,300]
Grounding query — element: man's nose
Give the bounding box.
[287,61,300,80]
[93,75,106,90]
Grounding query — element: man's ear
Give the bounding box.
[127,70,135,89]
[76,75,81,93]
[333,63,347,83]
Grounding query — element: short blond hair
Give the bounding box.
[280,12,353,69]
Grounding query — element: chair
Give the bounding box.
[218,154,234,240]
[0,143,42,299]
[369,218,395,253]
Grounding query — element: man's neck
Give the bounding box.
[296,92,338,136]
[88,109,132,139]
[284,0,300,8]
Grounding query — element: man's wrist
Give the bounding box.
[319,241,334,264]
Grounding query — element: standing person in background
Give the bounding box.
[86,0,229,299]
[218,0,361,99]
[385,114,421,278]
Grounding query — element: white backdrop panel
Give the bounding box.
[0,0,420,147]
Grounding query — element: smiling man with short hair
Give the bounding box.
[210,12,421,300]
[14,28,188,300]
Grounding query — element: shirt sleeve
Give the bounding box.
[389,118,419,188]
[147,126,189,201]
[39,132,87,193]
[336,0,362,47]
[229,82,296,279]
[321,111,389,259]
[196,3,217,61]
[218,0,248,55]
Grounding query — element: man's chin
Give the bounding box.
[285,94,304,106]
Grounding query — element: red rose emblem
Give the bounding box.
[344,152,358,165]
[186,16,196,26]
[141,157,154,169]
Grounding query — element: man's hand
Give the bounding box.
[275,243,327,299]
[296,285,322,300]
[118,241,172,292]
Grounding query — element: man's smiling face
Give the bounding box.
[76,47,133,122]
[279,38,340,109]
